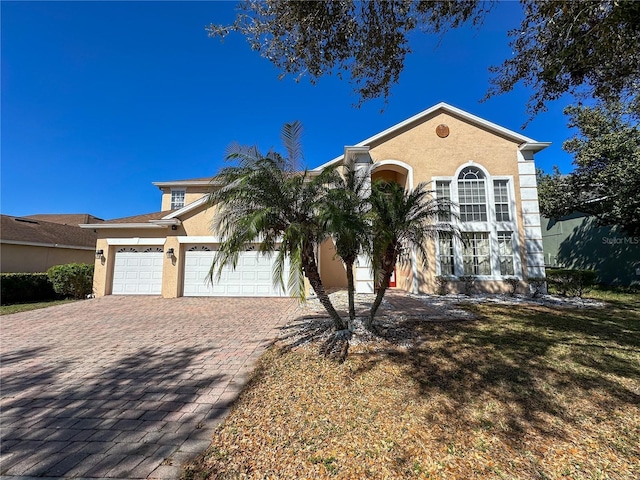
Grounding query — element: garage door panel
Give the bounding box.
[241,256,256,267]
[183,248,289,297]
[242,271,256,281]
[112,249,163,295]
[256,271,270,281]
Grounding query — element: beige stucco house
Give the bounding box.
[82,103,548,298]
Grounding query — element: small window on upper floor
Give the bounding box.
[171,189,186,210]
[435,180,452,222]
[493,180,510,222]
[458,167,487,222]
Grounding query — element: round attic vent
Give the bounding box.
[436,124,450,138]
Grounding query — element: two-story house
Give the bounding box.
[82,103,548,297]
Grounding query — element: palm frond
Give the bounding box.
[281,121,304,172]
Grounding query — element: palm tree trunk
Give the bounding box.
[367,270,392,329]
[345,259,356,330]
[367,245,396,329]
[302,243,346,331]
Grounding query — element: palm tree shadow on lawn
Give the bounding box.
[355,302,639,443]
[277,298,640,445]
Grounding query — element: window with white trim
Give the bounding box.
[438,233,455,275]
[171,189,186,209]
[493,180,510,222]
[433,164,521,279]
[435,181,452,222]
[497,232,515,275]
[462,232,491,275]
[458,167,487,222]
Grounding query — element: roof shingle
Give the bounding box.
[100,210,177,224]
[25,213,104,225]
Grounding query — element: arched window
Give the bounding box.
[457,167,487,222]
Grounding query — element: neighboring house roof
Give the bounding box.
[0,214,98,249]
[312,102,551,171]
[24,213,104,225]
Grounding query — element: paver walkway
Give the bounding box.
[0,296,299,478]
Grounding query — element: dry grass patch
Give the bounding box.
[183,293,640,479]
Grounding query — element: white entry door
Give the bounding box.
[183,246,289,297]
[112,247,164,295]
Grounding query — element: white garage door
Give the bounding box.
[183,246,290,297]
[112,247,163,295]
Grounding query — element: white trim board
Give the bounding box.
[177,236,222,244]
[80,223,166,229]
[106,238,166,246]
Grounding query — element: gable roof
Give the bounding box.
[161,195,209,219]
[24,213,104,225]
[79,193,211,230]
[312,102,550,171]
[0,214,98,249]
[100,211,175,224]
[80,209,181,229]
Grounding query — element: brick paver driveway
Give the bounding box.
[1,296,298,478]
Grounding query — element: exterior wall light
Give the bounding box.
[166,248,174,258]
[95,249,104,259]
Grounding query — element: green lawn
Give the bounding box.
[0,299,75,315]
[183,291,640,479]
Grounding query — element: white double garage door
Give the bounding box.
[112,245,289,297]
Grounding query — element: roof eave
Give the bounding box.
[519,142,552,153]
[152,180,222,189]
[162,196,209,219]
[79,223,168,229]
[0,239,95,250]
[150,219,181,226]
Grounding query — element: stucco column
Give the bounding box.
[92,238,109,297]
[162,235,181,298]
[345,146,375,294]
[517,149,546,280]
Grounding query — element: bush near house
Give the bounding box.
[546,268,598,297]
[46,263,94,300]
[527,277,547,298]
[0,273,60,305]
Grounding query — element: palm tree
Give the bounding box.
[367,180,455,328]
[321,158,372,329]
[208,121,347,331]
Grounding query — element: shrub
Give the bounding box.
[459,275,476,296]
[435,275,449,296]
[546,269,598,297]
[505,277,519,296]
[46,263,94,300]
[0,273,60,305]
[527,277,547,298]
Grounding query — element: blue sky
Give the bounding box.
[2,1,575,220]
